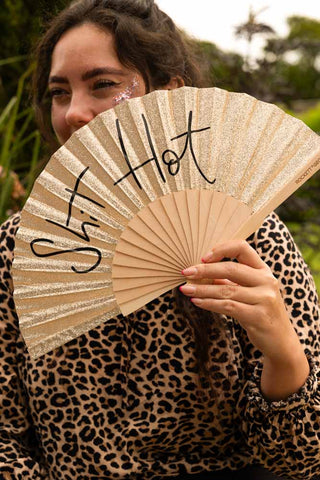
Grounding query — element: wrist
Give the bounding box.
[261,348,310,401]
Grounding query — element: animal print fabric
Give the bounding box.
[0,212,319,480]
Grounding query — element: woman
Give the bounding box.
[0,1,319,479]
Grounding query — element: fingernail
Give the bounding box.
[191,298,203,306]
[179,285,195,294]
[201,252,214,263]
[182,267,198,276]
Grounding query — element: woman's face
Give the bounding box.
[49,23,147,145]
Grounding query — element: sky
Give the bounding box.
[156,0,320,59]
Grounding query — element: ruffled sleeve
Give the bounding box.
[237,212,320,480]
[0,214,49,479]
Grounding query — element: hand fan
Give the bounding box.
[12,86,320,359]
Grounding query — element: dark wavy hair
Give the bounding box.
[32,0,225,389]
[33,0,204,150]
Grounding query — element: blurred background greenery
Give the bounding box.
[0,2,319,291]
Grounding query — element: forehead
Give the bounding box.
[50,23,119,72]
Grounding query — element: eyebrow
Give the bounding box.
[48,67,124,84]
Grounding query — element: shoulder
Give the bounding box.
[247,211,318,300]
[1,212,21,243]
[249,212,319,326]
[248,211,300,266]
[0,213,21,290]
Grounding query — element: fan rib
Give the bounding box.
[114,238,183,271]
[147,200,188,265]
[116,209,186,269]
[172,191,194,265]
[159,194,191,264]
[12,86,320,359]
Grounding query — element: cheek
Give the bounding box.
[51,105,68,143]
[112,75,146,107]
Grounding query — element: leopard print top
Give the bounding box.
[0,213,319,480]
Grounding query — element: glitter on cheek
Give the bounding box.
[112,76,140,106]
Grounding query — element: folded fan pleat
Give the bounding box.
[12,86,320,358]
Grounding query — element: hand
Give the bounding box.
[180,239,294,359]
[179,239,309,399]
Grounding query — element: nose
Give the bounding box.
[65,94,94,129]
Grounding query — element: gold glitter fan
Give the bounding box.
[13,86,320,358]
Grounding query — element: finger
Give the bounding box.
[182,261,263,287]
[212,278,238,286]
[202,239,266,270]
[179,283,257,304]
[190,297,253,321]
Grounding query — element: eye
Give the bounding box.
[49,88,69,100]
[93,80,120,90]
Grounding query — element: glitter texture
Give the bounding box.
[12,86,320,358]
[112,75,140,106]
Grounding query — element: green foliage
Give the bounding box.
[287,222,320,293]
[195,41,249,92]
[288,16,320,42]
[0,66,41,223]
[263,15,320,104]
[296,102,320,133]
[0,0,70,104]
[0,1,70,222]
[277,101,320,226]
[0,4,319,288]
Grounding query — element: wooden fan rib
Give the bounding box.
[213,200,252,247]
[113,274,182,292]
[116,278,181,305]
[147,199,189,265]
[136,199,188,265]
[159,194,191,263]
[200,191,228,250]
[112,257,179,276]
[116,229,182,270]
[209,195,247,247]
[201,194,240,253]
[172,190,194,264]
[118,215,184,269]
[120,280,181,316]
[13,86,320,360]
[114,240,183,271]
[186,190,201,262]
[112,250,180,274]
[197,190,216,260]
